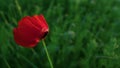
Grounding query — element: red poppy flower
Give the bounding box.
[13,14,49,48]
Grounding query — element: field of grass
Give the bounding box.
[0,0,120,68]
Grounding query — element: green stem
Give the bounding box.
[31,48,37,56]
[3,58,11,68]
[42,40,54,68]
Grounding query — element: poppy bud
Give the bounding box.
[13,15,49,47]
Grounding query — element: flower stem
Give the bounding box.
[3,58,11,68]
[42,40,54,68]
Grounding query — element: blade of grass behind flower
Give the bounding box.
[17,53,38,68]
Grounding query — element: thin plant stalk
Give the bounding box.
[42,40,54,68]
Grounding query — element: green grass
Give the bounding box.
[0,0,120,68]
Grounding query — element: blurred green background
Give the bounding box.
[0,0,120,68]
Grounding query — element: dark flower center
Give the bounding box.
[42,31,48,39]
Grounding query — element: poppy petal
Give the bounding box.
[13,14,49,48]
[33,15,49,38]
[13,28,39,47]
[14,17,41,47]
